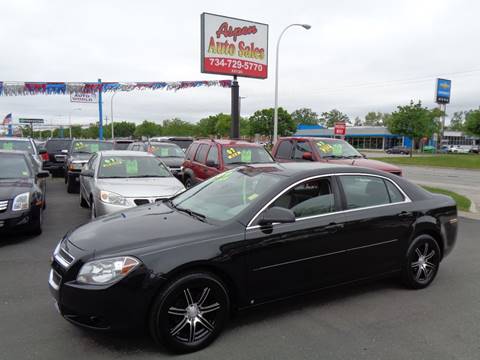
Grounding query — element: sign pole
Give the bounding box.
[98,78,103,140]
[231,76,240,139]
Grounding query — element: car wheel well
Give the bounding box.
[413,229,444,259]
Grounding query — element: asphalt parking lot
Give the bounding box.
[1,178,480,360]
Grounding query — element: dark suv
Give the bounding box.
[182,139,274,188]
[42,138,72,176]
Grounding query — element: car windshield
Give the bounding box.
[0,154,31,179]
[72,141,113,154]
[172,168,280,221]
[314,139,362,158]
[149,143,184,158]
[98,155,172,178]
[0,140,34,154]
[113,142,133,150]
[170,139,193,151]
[222,146,274,165]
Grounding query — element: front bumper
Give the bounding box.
[0,207,38,232]
[48,254,160,331]
[95,200,131,217]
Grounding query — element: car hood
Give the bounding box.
[0,178,34,199]
[96,177,184,198]
[67,203,215,254]
[158,157,184,168]
[325,158,402,173]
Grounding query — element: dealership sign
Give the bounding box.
[435,78,451,104]
[201,13,268,79]
[70,93,98,103]
[334,122,346,136]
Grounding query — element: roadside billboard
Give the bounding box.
[201,13,268,79]
[435,78,451,104]
[70,93,98,103]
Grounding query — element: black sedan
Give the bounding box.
[49,163,457,353]
[0,150,49,235]
[385,146,411,155]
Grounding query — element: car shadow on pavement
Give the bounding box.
[69,277,403,355]
[0,232,38,247]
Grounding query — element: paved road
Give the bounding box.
[1,178,480,360]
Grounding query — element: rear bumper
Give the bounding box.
[43,161,65,172]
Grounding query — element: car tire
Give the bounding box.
[66,176,77,194]
[29,208,43,236]
[80,192,88,208]
[185,177,194,189]
[149,272,230,353]
[402,234,441,289]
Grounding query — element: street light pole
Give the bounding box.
[273,23,311,144]
[110,92,118,140]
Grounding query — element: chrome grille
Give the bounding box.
[54,242,75,268]
[134,199,150,206]
[0,200,8,212]
[49,269,62,291]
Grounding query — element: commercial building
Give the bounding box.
[294,125,478,150]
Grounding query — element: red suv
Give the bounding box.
[182,139,275,188]
[272,137,402,176]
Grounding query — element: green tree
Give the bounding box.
[195,115,220,137]
[82,123,99,139]
[388,101,443,157]
[290,108,320,126]
[248,107,295,138]
[162,118,195,136]
[354,116,363,126]
[134,120,161,138]
[464,110,480,137]
[112,121,136,138]
[449,111,466,131]
[320,109,350,127]
[364,112,387,126]
[214,114,232,137]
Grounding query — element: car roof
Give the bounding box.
[97,150,154,157]
[149,141,181,147]
[194,139,264,147]
[0,137,31,142]
[279,136,336,141]
[0,149,29,156]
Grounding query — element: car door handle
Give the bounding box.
[325,223,344,232]
[398,211,412,217]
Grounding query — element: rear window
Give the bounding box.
[46,139,71,152]
[0,140,34,154]
[148,143,184,158]
[170,139,193,151]
[222,145,273,165]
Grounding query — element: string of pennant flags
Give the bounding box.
[0,80,232,96]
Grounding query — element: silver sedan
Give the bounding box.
[79,150,185,218]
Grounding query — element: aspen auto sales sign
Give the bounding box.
[201,13,268,79]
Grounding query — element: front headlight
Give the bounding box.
[100,190,127,206]
[77,256,140,285]
[12,192,30,211]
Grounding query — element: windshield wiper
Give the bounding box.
[172,203,207,222]
[73,151,92,154]
[126,175,165,178]
[345,155,363,159]
[323,155,347,159]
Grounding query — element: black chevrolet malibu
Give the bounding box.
[49,163,458,352]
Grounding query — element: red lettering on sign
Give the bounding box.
[216,22,257,42]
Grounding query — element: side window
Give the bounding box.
[385,180,405,203]
[339,175,390,209]
[293,141,314,160]
[276,140,294,159]
[206,145,219,166]
[271,178,335,218]
[186,144,199,160]
[194,144,209,163]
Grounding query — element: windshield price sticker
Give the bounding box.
[90,144,100,153]
[332,144,343,156]
[241,150,252,162]
[226,148,241,159]
[316,142,333,153]
[102,158,123,168]
[160,148,169,157]
[125,160,138,175]
[2,143,13,150]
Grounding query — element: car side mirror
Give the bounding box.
[302,152,313,161]
[259,206,296,226]
[360,153,367,159]
[205,160,219,168]
[80,169,94,177]
[38,148,47,155]
[37,171,50,178]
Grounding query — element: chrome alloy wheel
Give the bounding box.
[167,287,220,344]
[410,242,437,283]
